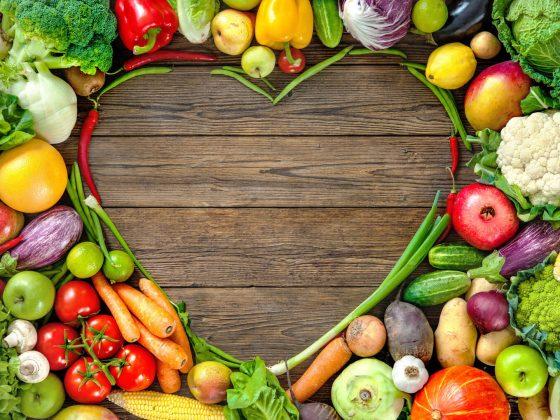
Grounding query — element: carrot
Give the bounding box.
[113,284,176,338]
[92,272,140,343]
[289,336,352,403]
[134,316,188,370]
[156,360,181,394]
[138,278,194,373]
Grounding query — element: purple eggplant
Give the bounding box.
[5,206,82,271]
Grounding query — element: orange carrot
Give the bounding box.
[92,272,140,343]
[113,284,176,338]
[138,278,194,373]
[156,360,181,394]
[134,316,188,370]
[290,336,352,403]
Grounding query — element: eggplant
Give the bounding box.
[433,0,491,44]
[6,206,82,271]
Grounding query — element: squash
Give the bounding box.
[411,366,510,420]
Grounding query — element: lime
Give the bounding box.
[103,250,134,283]
[67,242,104,279]
[412,0,448,34]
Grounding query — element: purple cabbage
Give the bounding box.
[339,0,413,50]
[11,205,83,270]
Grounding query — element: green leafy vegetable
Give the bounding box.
[521,86,560,114]
[0,92,33,151]
[225,357,299,420]
[0,253,18,278]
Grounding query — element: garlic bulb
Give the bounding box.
[392,355,429,393]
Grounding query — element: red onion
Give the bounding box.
[467,291,509,334]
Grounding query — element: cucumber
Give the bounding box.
[403,270,471,307]
[313,0,343,48]
[428,244,486,271]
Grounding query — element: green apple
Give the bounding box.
[3,271,55,320]
[21,374,65,419]
[495,344,549,397]
[222,0,261,11]
[241,46,276,79]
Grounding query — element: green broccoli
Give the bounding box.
[0,0,116,77]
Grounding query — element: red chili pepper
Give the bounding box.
[78,110,102,204]
[438,168,457,243]
[123,50,217,72]
[449,135,460,175]
[115,0,178,55]
[0,236,23,255]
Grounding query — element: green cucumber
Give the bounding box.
[428,244,486,271]
[313,0,343,48]
[403,270,471,306]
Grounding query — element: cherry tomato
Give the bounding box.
[64,357,112,403]
[278,47,306,74]
[109,345,156,392]
[55,280,100,325]
[36,323,82,371]
[84,314,123,359]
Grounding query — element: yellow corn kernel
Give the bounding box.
[107,391,226,420]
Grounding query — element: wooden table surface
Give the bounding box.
[58,33,522,418]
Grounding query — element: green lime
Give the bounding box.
[412,0,448,34]
[66,242,104,279]
[103,250,134,283]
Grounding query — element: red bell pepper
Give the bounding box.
[115,0,179,55]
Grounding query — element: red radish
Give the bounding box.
[452,183,518,251]
[0,201,23,247]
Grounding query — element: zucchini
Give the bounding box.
[313,0,343,48]
[429,244,486,271]
[403,270,471,306]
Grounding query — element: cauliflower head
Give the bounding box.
[497,111,560,207]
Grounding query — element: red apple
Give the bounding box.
[0,201,24,246]
[465,61,531,131]
[452,183,519,251]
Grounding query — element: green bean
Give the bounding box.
[211,69,274,102]
[401,61,426,71]
[221,66,245,74]
[273,46,353,105]
[349,47,408,59]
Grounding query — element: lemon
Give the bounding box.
[426,43,477,90]
[0,139,67,213]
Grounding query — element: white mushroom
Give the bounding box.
[17,351,50,384]
[391,355,429,393]
[3,320,37,353]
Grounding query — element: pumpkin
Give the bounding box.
[411,366,510,420]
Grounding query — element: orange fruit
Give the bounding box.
[0,139,67,213]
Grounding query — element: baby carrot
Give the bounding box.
[289,336,352,403]
[156,360,182,394]
[134,317,188,370]
[92,272,140,343]
[138,278,194,373]
[113,284,176,338]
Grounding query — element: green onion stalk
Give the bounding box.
[268,192,448,376]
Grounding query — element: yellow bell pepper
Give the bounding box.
[255,0,313,50]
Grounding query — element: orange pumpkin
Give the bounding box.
[411,366,510,420]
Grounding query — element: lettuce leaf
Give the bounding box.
[521,86,560,114]
[0,92,34,151]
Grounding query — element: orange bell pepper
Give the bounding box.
[255,0,313,50]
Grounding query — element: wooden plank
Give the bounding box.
[59,135,471,208]
[71,65,464,138]
[99,207,458,288]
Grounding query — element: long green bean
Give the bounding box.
[211,69,274,102]
[349,47,407,59]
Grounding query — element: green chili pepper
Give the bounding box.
[211,69,274,103]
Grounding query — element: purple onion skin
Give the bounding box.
[500,220,560,276]
[467,291,509,334]
[11,205,83,270]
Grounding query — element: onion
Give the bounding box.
[467,291,509,333]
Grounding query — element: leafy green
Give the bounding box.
[493,0,560,99]
[0,254,18,279]
[467,129,560,224]
[224,357,299,420]
[0,92,33,151]
[521,86,560,114]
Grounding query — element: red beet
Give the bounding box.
[452,183,519,251]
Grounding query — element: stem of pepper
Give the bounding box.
[133,28,162,55]
[284,43,296,64]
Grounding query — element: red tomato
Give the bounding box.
[84,314,123,359]
[55,280,100,325]
[64,357,112,403]
[278,47,306,74]
[109,345,156,392]
[36,323,82,371]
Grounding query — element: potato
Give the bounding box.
[435,298,477,367]
[476,326,520,366]
[518,385,551,420]
[470,31,502,60]
[466,277,499,300]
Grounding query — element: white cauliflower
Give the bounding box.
[497,111,560,206]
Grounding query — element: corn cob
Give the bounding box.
[107,391,226,420]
